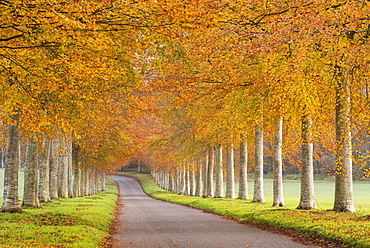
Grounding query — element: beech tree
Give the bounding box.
[238,136,248,200]
[1,113,22,213]
[225,144,235,199]
[297,115,316,210]
[333,60,355,212]
[214,144,224,198]
[253,126,265,203]
[22,137,40,208]
[272,118,286,207]
[38,138,51,203]
[206,147,215,197]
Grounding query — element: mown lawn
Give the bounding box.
[118,171,370,248]
[0,176,118,248]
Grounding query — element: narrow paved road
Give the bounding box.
[110,175,316,248]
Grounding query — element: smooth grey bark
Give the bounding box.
[175,169,181,194]
[73,167,82,197]
[169,171,174,192]
[160,171,167,190]
[190,168,196,196]
[101,173,106,191]
[202,150,209,196]
[185,164,191,195]
[172,168,178,194]
[226,144,235,199]
[49,140,59,199]
[178,166,186,194]
[195,156,203,196]
[238,138,248,199]
[72,144,81,197]
[1,113,22,213]
[297,115,316,210]
[82,167,90,196]
[80,166,86,196]
[214,144,224,198]
[22,137,40,208]
[333,65,355,212]
[175,169,179,193]
[206,147,214,197]
[58,140,69,198]
[272,118,286,207]
[90,171,98,195]
[253,127,265,202]
[38,138,51,203]
[165,171,170,191]
[67,136,74,198]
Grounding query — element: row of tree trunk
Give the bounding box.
[150,136,272,203]
[151,96,355,212]
[1,119,106,213]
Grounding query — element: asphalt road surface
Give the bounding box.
[109,175,317,248]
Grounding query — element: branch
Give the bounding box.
[0,54,37,76]
[0,42,60,49]
[0,34,24,42]
[252,9,290,25]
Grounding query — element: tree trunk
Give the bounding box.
[83,167,90,196]
[297,115,316,210]
[101,173,106,191]
[175,168,181,194]
[38,138,51,203]
[202,150,209,196]
[190,168,196,196]
[1,113,22,213]
[90,171,98,195]
[214,144,224,198]
[185,164,190,195]
[22,137,40,208]
[226,144,235,199]
[67,136,74,198]
[178,166,185,194]
[195,156,203,196]
[58,140,69,198]
[206,147,214,197]
[165,171,170,191]
[272,118,286,207]
[253,127,265,202]
[73,166,82,197]
[174,169,178,193]
[333,65,355,212]
[49,139,59,199]
[238,137,248,199]
[168,170,174,192]
[72,144,81,197]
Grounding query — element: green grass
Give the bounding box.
[0,177,118,248]
[119,172,370,247]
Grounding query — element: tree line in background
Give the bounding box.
[1,1,370,213]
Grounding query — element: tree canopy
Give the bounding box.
[0,1,370,211]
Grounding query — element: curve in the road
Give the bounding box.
[109,175,316,248]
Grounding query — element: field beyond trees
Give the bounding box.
[119,171,370,248]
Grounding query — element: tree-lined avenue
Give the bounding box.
[109,175,315,248]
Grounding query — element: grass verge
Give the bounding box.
[118,171,370,248]
[0,178,118,248]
